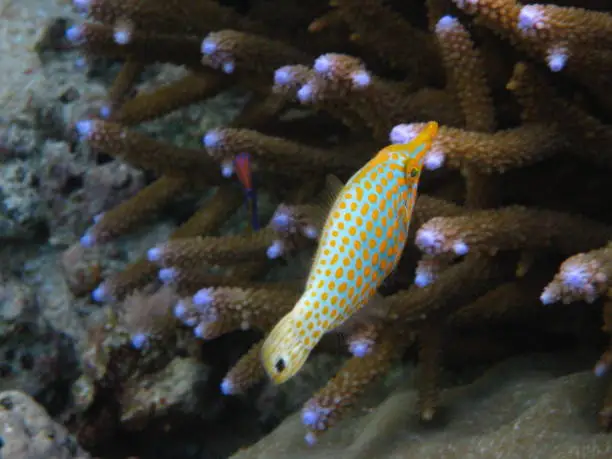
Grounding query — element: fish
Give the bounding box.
[234,152,260,231]
[261,121,439,384]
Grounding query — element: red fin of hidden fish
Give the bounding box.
[234,153,252,191]
[234,153,260,230]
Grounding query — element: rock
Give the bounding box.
[119,357,215,431]
[231,352,612,459]
[0,390,91,459]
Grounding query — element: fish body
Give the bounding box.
[261,121,439,384]
[234,152,260,230]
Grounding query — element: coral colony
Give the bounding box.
[64,0,612,448]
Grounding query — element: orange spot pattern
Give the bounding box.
[293,122,437,351]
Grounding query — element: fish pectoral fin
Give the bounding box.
[401,201,411,226]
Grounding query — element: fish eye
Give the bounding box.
[410,168,419,177]
[274,358,286,373]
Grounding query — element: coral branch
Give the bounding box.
[201,30,310,78]
[77,0,261,36]
[390,123,566,172]
[297,53,462,139]
[66,22,203,67]
[415,206,611,258]
[331,0,442,85]
[91,186,244,301]
[111,71,230,126]
[435,15,498,208]
[301,328,411,444]
[80,176,190,247]
[221,340,266,395]
[174,286,299,340]
[203,127,365,176]
[542,243,612,305]
[75,119,220,180]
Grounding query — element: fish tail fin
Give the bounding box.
[247,189,260,231]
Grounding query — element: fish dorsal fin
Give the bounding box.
[321,174,344,213]
[307,174,345,232]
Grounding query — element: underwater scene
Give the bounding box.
[1,0,612,457]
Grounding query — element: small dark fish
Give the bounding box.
[234,152,260,230]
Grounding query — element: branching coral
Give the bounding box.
[63,0,612,453]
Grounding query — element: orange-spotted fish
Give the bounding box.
[234,152,260,231]
[261,121,439,384]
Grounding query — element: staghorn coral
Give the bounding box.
[60,0,612,455]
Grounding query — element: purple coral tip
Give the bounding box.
[220,378,234,395]
[99,105,112,119]
[415,228,441,254]
[302,225,318,240]
[594,361,609,378]
[193,323,206,339]
[540,289,556,305]
[313,55,332,75]
[75,56,87,69]
[79,231,95,247]
[158,267,177,283]
[65,25,83,43]
[203,130,220,148]
[174,301,187,320]
[274,67,293,85]
[266,240,284,259]
[560,263,590,289]
[452,241,469,256]
[424,149,445,170]
[146,247,163,262]
[517,5,544,31]
[389,123,418,144]
[221,61,235,74]
[131,333,149,349]
[193,288,213,306]
[201,38,217,55]
[75,119,94,138]
[547,47,567,72]
[221,159,234,178]
[304,432,318,446]
[113,29,131,45]
[436,15,457,32]
[415,270,434,288]
[350,70,371,88]
[349,340,370,357]
[91,283,108,303]
[302,409,319,427]
[349,340,372,358]
[297,83,313,103]
[271,212,290,230]
[72,0,90,12]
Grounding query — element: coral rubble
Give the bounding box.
[54,0,612,456]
